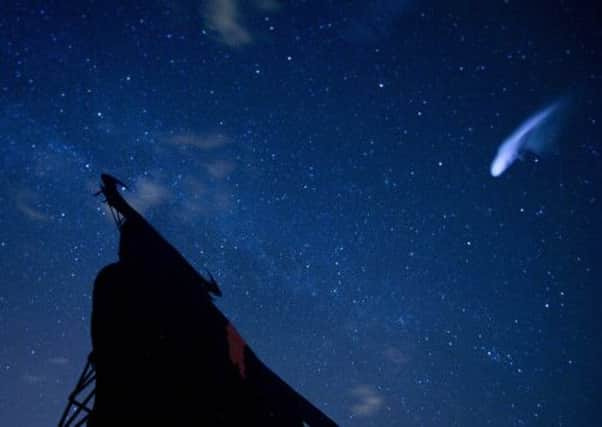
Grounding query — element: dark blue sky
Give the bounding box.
[1,1,601,425]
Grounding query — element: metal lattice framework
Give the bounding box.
[58,354,96,427]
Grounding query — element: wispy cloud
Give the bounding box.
[202,0,281,47]
[254,0,281,11]
[23,373,46,384]
[48,356,70,366]
[206,159,236,179]
[16,190,48,222]
[383,345,410,365]
[350,385,384,417]
[128,177,170,214]
[175,174,234,223]
[168,132,231,150]
[203,0,252,47]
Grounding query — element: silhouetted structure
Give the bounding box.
[59,174,337,426]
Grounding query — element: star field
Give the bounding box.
[1,1,601,425]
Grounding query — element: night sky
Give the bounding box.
[1,1,601,425]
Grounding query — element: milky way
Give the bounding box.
[1,2,601,426]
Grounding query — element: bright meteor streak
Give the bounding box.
[490,100,563,177]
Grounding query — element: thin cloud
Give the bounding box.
[23,374,46,384]
[168,132,231,150]
[175,180,233,223]
[203,0,252,47]
[16,190,48,222]
[48,356,70,366]
[383,345,410,365]
[202,0,281,47]
[206,159,236,179]
[254,0,281,11]
[350,385,384,417]
[128,177,170,214]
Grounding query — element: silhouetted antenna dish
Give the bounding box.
[59,174,337,426]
